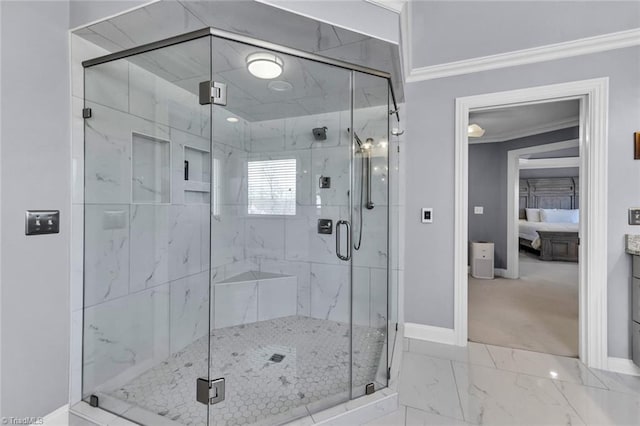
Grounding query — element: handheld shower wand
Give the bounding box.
[350,129,375,251]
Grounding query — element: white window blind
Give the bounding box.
[247,159,296,215]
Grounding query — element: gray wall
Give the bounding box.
[411,1,640,68]
[0,1,71,418]
[468,128,579,269]
[69,0,148,29]
[404,46,640,359]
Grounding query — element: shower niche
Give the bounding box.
[131,132,170,204]
[82,28,394,426]
[183,145,211,204]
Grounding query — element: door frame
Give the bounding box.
[506,139,580,279]
[454,78,609,369]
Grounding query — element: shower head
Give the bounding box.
[312,127,328,141]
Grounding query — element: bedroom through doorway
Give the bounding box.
[467,99,580,357]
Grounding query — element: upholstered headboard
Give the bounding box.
[519,177,579,219]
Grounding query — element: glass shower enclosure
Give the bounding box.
[82,28,394,426]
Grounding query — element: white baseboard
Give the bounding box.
[43,404,69,424]
[608,357,640,376]
[404,322,457,345]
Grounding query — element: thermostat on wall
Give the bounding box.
[421,208,433,223]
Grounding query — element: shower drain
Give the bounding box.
[269,353,285,363]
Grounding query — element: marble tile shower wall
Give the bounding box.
[73,34,394,399]
[243,105,391,329]
[79,44,246,394]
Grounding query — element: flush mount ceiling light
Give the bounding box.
[246,52,284,79]
[268,80,293,92]
[468,123,486,138]
[226,117,239,123]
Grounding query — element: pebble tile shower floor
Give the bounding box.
[107,316,386,426]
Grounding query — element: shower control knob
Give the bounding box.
[319,176,331,189]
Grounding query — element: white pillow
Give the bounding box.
[540,208,576,223]
[569,209,579,224]
[525,208,540,222]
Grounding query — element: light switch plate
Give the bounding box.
[630,208,640,225]
[474,206,484,214]
[25,210,60,235]
[421,208,433,223]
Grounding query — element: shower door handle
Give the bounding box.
[336,220,351,261]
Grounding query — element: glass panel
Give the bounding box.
[209,36,353,425]
[388,93,402,367]
[351,72,390,398]
[82,36,212,425]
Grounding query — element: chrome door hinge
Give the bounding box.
[197,377,225,405]
[387,368,391,380]
[395,322,398,332]
[199,81,227,106]
[365,382,375,395]
[89,394,99,407]
[82,108,92,119]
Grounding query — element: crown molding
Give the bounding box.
[406,27,640,83]
[469,117,579,144]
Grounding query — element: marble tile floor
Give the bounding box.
[365,339,640,426]
[101,316,386,426]
[72,337,640,426]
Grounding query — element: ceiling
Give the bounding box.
[74,0,401,122]
[468,99,580,144]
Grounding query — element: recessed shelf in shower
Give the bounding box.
[183,145,211,204]
[131,132,170,204]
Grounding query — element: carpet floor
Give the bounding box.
[469,252,579,357]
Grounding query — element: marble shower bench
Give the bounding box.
[213,271,297,329]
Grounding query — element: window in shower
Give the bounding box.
[247,158,296,215]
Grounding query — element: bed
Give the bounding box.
[519,177,579,262]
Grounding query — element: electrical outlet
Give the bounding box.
[629,208,640,225]
[474,206,484,214]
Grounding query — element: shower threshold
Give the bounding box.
[99,316,386,426]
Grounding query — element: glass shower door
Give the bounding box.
[207,36,354,425]
[351,71,390,398]
[82,36,212,425]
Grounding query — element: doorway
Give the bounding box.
[466,103,581,356]
[453,79,609,369]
